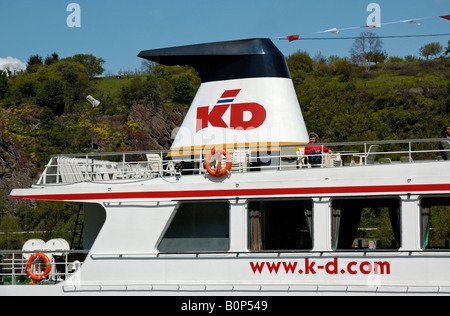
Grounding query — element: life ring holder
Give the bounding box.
[26,252,51,281]
[204,148,232,178]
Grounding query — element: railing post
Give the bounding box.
[321,145,324,168]
[364,143,367,165]
[11,254,16,285]
[56,157,60,184]
[409,141,412,163]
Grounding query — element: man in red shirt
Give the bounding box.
[305,132,332,165]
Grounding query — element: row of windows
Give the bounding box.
[158,197,450,253]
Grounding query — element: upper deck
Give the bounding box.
[35,138,449,186]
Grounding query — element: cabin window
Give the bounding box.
[332,198,400,250]
[421,197,450,250]
[248,199,312,251]
[158,201,230,252]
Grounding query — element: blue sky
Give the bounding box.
[0,0,448,74]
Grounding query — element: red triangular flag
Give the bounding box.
[440,15,450,20]
[286,35,300,42]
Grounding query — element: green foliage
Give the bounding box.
[420,42,444,60]
[289,53,450,143]
[286,51,313,87]
[36,79,65,116]
[0,201,81,250]
[172,75,194,104]
[26,54,43,73]
[0,70,7,99]
[34,115,93,166]
[115,65,199,110]
[350,32,384,69]
[14,73,39,98]
[358,207,397,248]
[69,54,105,79]
[1,104,38,162]
[39,106,55,128]
[0,215,22,250]
[44,52,59,66]
[428,206,450,248]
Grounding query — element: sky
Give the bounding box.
[0,0,449,75]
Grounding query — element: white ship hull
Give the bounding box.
[4,161,450,295]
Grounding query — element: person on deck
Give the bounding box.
[440,126,450,139]
[305,132,332,165]
[439,125,450,160]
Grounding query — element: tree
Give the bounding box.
[26,54,43,73]
[419,42,444,60]
[286,51,314,87]
[53,59,90,109]
[140,60,156,74]
[173,76,194,104]
[0,70,8,99]
[365,51,388,64]
[36,79,65,115]
[39,106,55,128]
[330,57,354,81]
[446,40,450,56]
[44,52,59,65]
[350,32,384,71]
[286,51,313,73]
[71,54,105,79]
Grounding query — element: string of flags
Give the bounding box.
[275,15,450,42]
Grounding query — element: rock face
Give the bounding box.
[0,129,36,208]
[128,103,186,151]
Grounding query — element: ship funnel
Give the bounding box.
[138,38,308,159]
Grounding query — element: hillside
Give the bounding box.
[0,51,449,248]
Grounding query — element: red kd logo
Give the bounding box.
[195,90,267,132]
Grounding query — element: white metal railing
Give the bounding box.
[36,138,450,185]
[0,250,88,285]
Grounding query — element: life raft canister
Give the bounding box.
[204,148,232,177]
[26,252,51,281]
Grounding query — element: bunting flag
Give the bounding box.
[286,35,300,42]
[276,14,450,41]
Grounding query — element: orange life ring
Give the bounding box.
[26,252,51,281]
[204,148,232,177]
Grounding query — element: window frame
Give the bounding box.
[157,200,231,253]
[330,196,401,251]
[420,196,450,251]
[246,198,313,252]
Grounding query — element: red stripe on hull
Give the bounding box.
[9,184,450,201]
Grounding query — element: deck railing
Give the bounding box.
[36,138,449,185]
[0,250,88,285]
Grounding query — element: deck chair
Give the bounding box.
[353,145,379,165]
[280,146,298,170]
[400,156,412,163]
[146,154,163,177]
[440,141,450,160]
[296,147,310,168]
[323,153,343,167]
[231,148,250,172]
[57,156,86,183]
